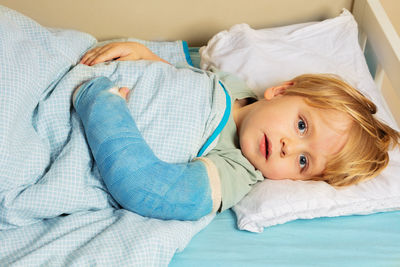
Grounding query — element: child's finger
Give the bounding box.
[83,49,103,65]
[87,48,113,65]
[119,87,130,100]
[89,47,123,66]
[80,44,112,65]
[80,47,100,64]
[108,86,130,100]
[116,55,140,61]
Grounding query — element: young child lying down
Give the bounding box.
[74,41,400,221]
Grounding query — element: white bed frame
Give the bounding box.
[354,0,400,125]
[354,0,400,89]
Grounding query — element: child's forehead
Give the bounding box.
[308,105,353,134]
[264,94,353,129]
[287,95,350,122]
[304,104,353,163]
[275,94,353,133]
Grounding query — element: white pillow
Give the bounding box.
[200,9,400,233]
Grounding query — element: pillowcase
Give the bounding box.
[200,9,400,233]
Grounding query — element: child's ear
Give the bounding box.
[263,81,294,100]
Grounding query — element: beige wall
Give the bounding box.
[0,0,351,46]
[380,0,400,125]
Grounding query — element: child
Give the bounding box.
[74,42,400,221]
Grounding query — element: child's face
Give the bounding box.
[235,85,352,181]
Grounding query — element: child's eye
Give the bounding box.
[297,118,307,134]
[299,154,308,170]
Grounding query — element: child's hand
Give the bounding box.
[109,86,130,101]
[80,42,170,66]
[80,42,142,66]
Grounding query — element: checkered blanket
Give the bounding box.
[0,6,225,266]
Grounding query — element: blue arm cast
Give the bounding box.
[74,77,213,220]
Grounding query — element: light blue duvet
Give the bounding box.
[0,6,225,266]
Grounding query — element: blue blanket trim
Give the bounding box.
[197,81,231,157]
[182,41,194,66]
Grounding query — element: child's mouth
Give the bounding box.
[260,133,269,160]
[265,134,269,160]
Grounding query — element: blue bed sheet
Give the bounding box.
[170,209,400,266]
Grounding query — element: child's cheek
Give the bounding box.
[264,159,293,180]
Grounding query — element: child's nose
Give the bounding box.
[280,139,288,157]
[280,138,301,157]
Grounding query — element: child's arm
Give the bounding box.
[73,77,221,220]
[80,42,170,66]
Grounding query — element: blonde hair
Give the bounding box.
[283,74,400,187]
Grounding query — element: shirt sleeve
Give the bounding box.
[205,150,264,211]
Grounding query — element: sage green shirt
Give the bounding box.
[205,68,265,211]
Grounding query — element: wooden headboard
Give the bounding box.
[0,0,352,46]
